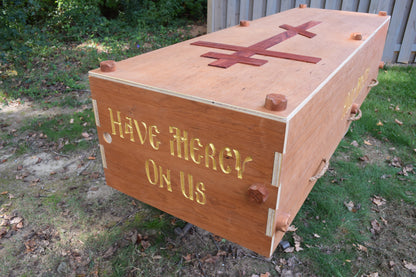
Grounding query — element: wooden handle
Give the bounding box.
[248,184,269,203]
[309,158,329,182]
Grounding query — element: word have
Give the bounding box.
[108,108,161,150]
[342,68,370,119]
[169,127,253,179]
[145,159,206,205]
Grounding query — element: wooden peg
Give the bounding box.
[299,4,307,8]
[264,94,287,111]
[350,33,362,40]
[378,11,387,16]
[276,212,291,232]
[379,61,385,69]
[100,60,116,72]
[240,20,250,27]
[248,184,269,203]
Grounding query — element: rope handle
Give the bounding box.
[368,79,379,88]
[348,107,362,121]
[309,158,329,182]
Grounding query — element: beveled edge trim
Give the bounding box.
[99,144,107,169]
[272,152,282,187]
[266,208,276,237]
[92,99,100,127]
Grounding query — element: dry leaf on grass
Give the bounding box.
[284,247,294,253]
[353,243,368,253]
[344,201,356,212]
[371,219,381,233]
[293,233,303,252]
[372,195,386,206]
[351,140,359,147]
[286,225,297,232]
[394,119,403,126]
[313,233,320,238]
[376,121,383,126]
[260,273,270,277]
[403,261,416,273]
[364,140,373,146]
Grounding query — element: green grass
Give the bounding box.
[287,66,416,276]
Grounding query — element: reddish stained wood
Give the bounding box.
[191,20,322,68]
[279,24,317,38]
[201,52,267,67]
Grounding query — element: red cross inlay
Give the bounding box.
[191,21,321,68]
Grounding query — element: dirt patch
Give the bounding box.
[354,200,416,276]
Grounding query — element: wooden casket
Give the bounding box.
[89,7,389,257]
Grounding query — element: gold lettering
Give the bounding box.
[108,108,124,138]
[134,120,147,144]
[180,171,193,200]
[204,143,217,170]
[219,147,232,174]
[195,182,206,205]
[169,126,188,160]
[159,166,172,192]
[125,117,134,142]
[190,138,203,164]
[145,159,158,185]
[149,125,161,150]
[233,149,253,179]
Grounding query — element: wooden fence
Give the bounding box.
[207,0,416,64]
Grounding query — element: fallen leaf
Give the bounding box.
[24,239,37,253]
[202,254,218,264]
[0,191,8,195]
[371,219,381,233]
[368,273,379,277]
[403,261,416,273]
[0,228,7,238]
[313,233,320,238]
[183,253,192,261]
[398,164,414,176]
[354,243,368,253]
[140,240,150,250]
[87,156,96,160]
[293,233,303,252]
[364,140,372,146]
[260,273,270,277]
[0,219,8,226]
[372,195,386,206]
[351,140,359,147]
[103,245,117,259]
[376,121,383,126]
[389,261,395,268]
[394,119,403,126]
[359,155,370,162]
[287,225,297,232]
[9,216,23,225]
[344,201,356,212]
[284,247,294,253]
[380,217,388,225]
[70,118,74,124]
[152,255,162,260]
[395,105,400,111]
[389,157,402,168]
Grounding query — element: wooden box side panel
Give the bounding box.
[270,20,389,252]
[89,77,286,256]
